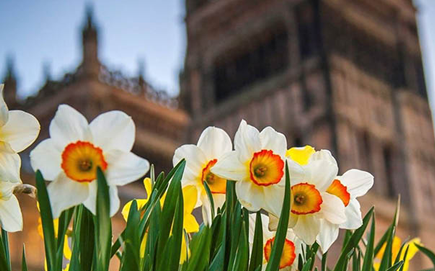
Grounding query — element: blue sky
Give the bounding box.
[1,0,435,108]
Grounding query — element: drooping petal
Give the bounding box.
[320,192,347,225]
[49,104,90,149]
[90,111,135,152]
[293,214,320,245]
[340,199,362,229]
[316,219,340,252]
[234,120,261,162]
[105,150,150,186]
[109,186,120,217]
[0,85,9,127]
[0,110,40,152]
[47,174,89,218]
[0,143,21,183]
[211,151,246,181]
[306,150,338,191]
[30,139,62,181]
[259,126,287,157]
[0,195,22,232]
[197,126,232,161]
[339,169,374,198]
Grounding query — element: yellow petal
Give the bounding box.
[286,146,315,165]
[140,232,148,258]
[401,238,422,271]
[63,235,72,260]
[180,234,190,264]
[143,177,152,197]
[121,199,148,221]
[182,185,198,214]
[184,214,200,233]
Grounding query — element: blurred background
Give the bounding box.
[1,0,435,269]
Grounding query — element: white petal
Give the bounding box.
[82,181,97,215]
[320,193,347,225]
[235,181,264,212]
[211,151,246,181]
[105,150,150,186]
[286,158,305,186]
[234,120,261,162]
[0,111,40,152]
[0,195,22,232]
[340,199,362,229]
[268,213,280,231]
[0,85,9,127]
[48,174,89,218]
[30,139,62,181]
[109,186,120,217]
[339,169,374,198]
[259,126,287,157]
[316,219,340,252]
[90,111,135,152]
[293,215,320,245]
[49,104,90,149]
[0,143,21,183]
[197,127,232,161]
[173,144,206,184]
[262,185,285,217]
[306,151,338,191]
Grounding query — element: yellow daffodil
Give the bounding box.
[122,177,199,263]
[173,126,232,224]
[374,237,422,271]
[30,104,149,218]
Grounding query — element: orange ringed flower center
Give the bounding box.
[326,179,350,207]
[249,150,284,186]
[291,183,323,215]
[61,141,107,183]
[201,159,226,194]
[264,237,296,268]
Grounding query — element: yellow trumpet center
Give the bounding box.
[249,150,284,186]
[61,141,107,183]
[291,183,323,215]
[201,159,226,194]
[264,237,296,268]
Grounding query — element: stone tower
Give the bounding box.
[180,0,435,248]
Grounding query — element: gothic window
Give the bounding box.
[213,24,289,103]
[382,146,395,198]
[296,0,318,60]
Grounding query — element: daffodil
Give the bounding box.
[211,120,288,216]
[122,178,199,263]
[0,181,22,232]
[287,145,373,251]
[30,104,149,218]
[173,126,232,224]
[270,148,346,250]
[374,237,422,271]
[0,84,40,184]
[248,214,302,270]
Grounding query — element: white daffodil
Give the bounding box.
[211,120,290,216]
[173,126,232,224]
[248,213,302,271]
[270,147,347,250]
[30,104,149,218]
[0,84,40,183]
[0,181,23,232]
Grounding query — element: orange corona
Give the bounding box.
[326,179,350,207]
[201,159,226,194]
[264,237,296,268]
[61,141,107,183]
[291,183,323,215]
[249,150,284,186]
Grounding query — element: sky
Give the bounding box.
[1,0,435,106]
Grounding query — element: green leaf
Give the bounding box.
[203,181,215,219]
[321,252,328,271]
[416,243,435,270]
[165,183,184,271]
[386,260,404,271]
[333,207,374,271]
[186,226,212,271]
[1,229,10,271]
[361,212,375,271]
[21,245,27,271]
[120,200,140,271]
[36,170,57,271]
[249,212,263,271]
[56,208,74,270]
[230,221,249,271]
[95,167,112,271]
[265,162,291,271]
[378,225,395,271]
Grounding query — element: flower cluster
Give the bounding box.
[174,120,374,269]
